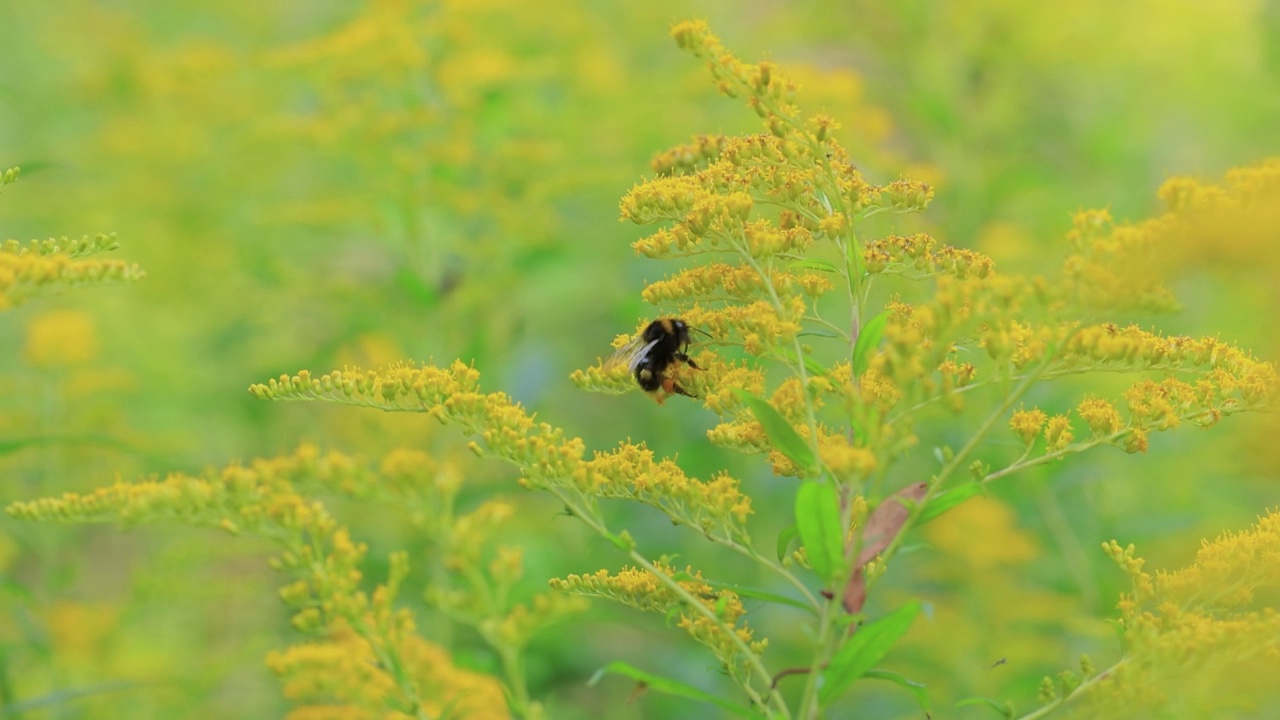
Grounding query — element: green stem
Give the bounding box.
[1014,660,1125,720]
[795,599,838,720]
[497,645,534,717]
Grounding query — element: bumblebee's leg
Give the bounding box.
[674,352,701,370]
[662,376,698,398]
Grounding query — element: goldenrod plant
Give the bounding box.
[6,16,1279,720]
[10,444,573,719]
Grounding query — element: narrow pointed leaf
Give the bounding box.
[698,578,813,612]
[852,312,889,376]
[589,661,764,718]
[864,669,932,714]
[734,389,818,473]
[776,524,800,562]
[956,696,1015,718]
[919,481,983,524]
[795,481,843,583]
[820,601,922,705]
[788,258,840,273]
[775,346,831,376]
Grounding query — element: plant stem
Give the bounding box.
[1014,660,1126,720]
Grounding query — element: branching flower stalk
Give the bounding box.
[573,20,1275,717]
[243,363,785,714]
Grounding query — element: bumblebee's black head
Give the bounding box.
[642,318,692,349]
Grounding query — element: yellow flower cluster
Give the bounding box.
[698,361,768,414]
[1159,158,1280,213]
[680,300,807,357]
[848,365,904,415]
[1051,323,1275,388]
[670,21,800,135]
[7,446,450,715]
[254,363,754,543]
[1009,408,1049,445]
[550,562,767,680]
[0,169,143,309]
[2,232,121,258]
[1061,208,1180,313]
[0,251,144,310]
[1004,324,1274,454]
[863,233,995,280]
[1006,354,1274,459]
[269,626,509,720]
[873,304,944,388]
[1075,397,1124,436]
[649,133,727,176]
[1150,510,1280,609]
[641,262,833,304]
[251,361,584,489]
[6,445,549,717]
[1154,158,1280,269]
[1088,512,1280,716]
[1043,415,1074,452]
[577,442,753,538]
[622,134,933,262]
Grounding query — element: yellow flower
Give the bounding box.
[1044,415,1074,452]
[24,310,99,367]
[1076,398,1124,436]
[1010,408,1049,445]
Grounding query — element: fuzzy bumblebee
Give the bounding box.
[606,318,702,402]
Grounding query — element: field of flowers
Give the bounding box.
[2,2,1277,718]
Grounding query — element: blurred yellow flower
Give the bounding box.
[24,310,99,368]
[43,600,121,667]
[925,496,1038,571]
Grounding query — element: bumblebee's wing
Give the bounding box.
[627,338,662,373]
[602,333,659,373]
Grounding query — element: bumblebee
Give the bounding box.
[607,318,703,402]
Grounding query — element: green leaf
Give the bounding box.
[852,312,889,376]
[776,524,800,561]
[788,258,840,273]
[820,600,922,705]
[733,389,818,473]
[919,481,983,524]
[589,661,764,719]
[956,696,1015,719]
[794,481,844,583]
[864,669,932,714]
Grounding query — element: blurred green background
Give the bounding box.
[1,0,1277,717]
